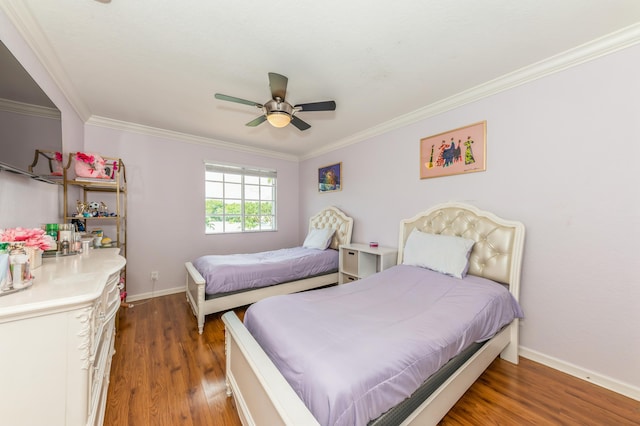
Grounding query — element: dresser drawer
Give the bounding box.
[103,272,121,317]
[90,271,121,357]
[102,282,120,327]
[89,319,116,423]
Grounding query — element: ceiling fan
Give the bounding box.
[214,72,336,131]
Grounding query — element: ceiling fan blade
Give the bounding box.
[215,93,262,108]
[294,100,336,112]
[246,115,267,127]
[290,116,311,131]
[268,72,288,100]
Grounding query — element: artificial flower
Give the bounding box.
[0,227,56,251]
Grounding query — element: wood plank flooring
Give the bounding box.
[105,293,639,425]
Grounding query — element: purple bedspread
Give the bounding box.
[192,247,338,295]
[244,264,523,426]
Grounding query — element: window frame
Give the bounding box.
[204,162,277,234]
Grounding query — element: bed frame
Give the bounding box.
[186,206,353,334]
[222,202,525,425]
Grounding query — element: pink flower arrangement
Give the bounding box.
[0,227,56,251]
[54,151,63,162]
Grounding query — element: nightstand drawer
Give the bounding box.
[341,273,358,283]
[342,249,358,275]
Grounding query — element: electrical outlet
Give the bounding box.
[151,271,159,280]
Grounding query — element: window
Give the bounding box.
[205,163,277,233]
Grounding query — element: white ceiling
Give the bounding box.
[2,0,640,159]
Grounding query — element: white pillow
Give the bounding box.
[303,227,335,250]
[402,229,475,278]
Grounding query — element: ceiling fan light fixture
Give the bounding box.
[266,112,291,128]
[215,73,335,131]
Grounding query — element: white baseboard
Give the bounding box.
[519,346,639,401]
[125,286,184,303]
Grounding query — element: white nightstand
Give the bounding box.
[338,243,398,284]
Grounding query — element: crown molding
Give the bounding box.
[86,116,299,162]
[301,23,640,161]
[0,97,60,119]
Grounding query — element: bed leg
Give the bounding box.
[224,327,232,397]
[196,283,205,334]
[499,321,520,364]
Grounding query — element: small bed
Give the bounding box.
[185,206,353,334]
[221,202,525,425]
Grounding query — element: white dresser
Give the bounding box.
[0,248,126,426]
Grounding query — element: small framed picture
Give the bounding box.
[318,162,342,193]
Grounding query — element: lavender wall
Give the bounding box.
[301,44,640,397]
[84,125,300,300]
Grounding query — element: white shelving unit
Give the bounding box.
[338,243,398,284]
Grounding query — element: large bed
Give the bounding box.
[221,202,525,425]
[185,206,354,334]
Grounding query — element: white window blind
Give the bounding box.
[205,163,277,233]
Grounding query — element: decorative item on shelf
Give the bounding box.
[84,201,111,217]
[74,152,117,180]
[75,200,87,217]
[88,201,101,216]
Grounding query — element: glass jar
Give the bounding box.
[7,242,32,289]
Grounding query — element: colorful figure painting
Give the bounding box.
[420,121,486,179]
[318,162,342,192]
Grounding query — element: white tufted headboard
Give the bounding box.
[309,206,354,250]
[398,202,525,300]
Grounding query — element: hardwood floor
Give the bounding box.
[105,293,639,425]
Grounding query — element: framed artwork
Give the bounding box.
[420,121,486,179]
[318,162,342,192]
